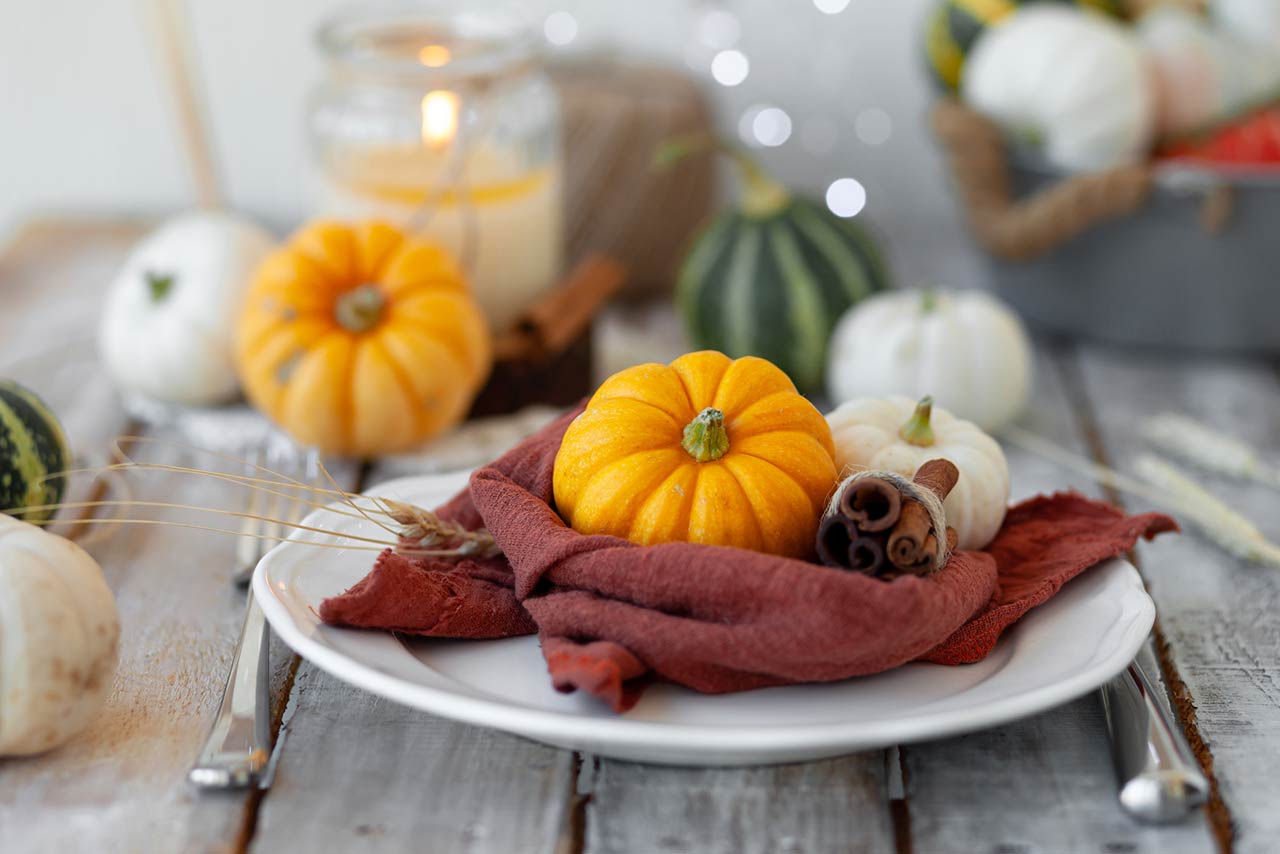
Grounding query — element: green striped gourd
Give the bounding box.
[0,380,70,523]
[668,141,888,394]
[925,0,1123,91]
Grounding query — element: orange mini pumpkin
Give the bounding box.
[553,351,838,558]
[235,220,491,457]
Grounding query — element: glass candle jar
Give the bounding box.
[308,7,563,333]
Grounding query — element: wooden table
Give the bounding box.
[2,220,1276,854]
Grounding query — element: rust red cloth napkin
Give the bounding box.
[321,408,1176,712]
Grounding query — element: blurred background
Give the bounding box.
[0,0,971,285]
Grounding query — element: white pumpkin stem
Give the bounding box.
[920,290,939,314]
[682,407,730,462]
[900,396,936,447]
[655,134,789,217]
[146,271,174,303]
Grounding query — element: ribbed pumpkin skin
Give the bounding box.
[235,221,492,458]
[0,380,70,523]
[677,198,888,395]
[552,351,838,558]
[924,0,1122,91]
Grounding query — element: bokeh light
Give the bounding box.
[826,178,867,217]
[544,11,578,46]
[418,45,451,67]
[751,107,792,147]
[711,49,750,86]
[855,108,893,146]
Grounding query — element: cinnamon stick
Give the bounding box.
[815,514,891,574]
[886,459,960,573]
[816,514,858,569]
[493,254,626,362]
[837,477,902,533]
[847,535,886,574]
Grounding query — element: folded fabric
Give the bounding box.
[321,407,1176,712]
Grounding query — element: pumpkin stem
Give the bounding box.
[900,396,936,447]
[682,407,730,462]
[146,271,174,303]
[335,284,385,333]
[654,134,789,218]
[920,290,938,314]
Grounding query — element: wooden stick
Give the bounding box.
[141,0,222,208]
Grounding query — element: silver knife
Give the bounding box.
[1100,652,1209,823]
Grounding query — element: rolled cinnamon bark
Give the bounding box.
[837,477,902,533]
[817,514,892,574]
[816,514,858,568]
[886,459,960,572]
[848,536,886,574]
[895,526,959,576]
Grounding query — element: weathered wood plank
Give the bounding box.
[0,219,351,853]
[901,341,1214,853]
[0,219,148,363]
[0,437,301,852]
[251,450,575,854]
[1073,346,1280,854]
[250,666,574,854]
[581,752,895,854]
[0,218,140,489]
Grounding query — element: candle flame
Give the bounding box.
[418,44,451,67]
[420,90,459,147]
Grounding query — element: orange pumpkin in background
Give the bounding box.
[553,351,838,558]
[235,220,491,457]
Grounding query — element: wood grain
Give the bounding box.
[0,219,149,365]
[249,453,576,854]
[1073,347,1280,853]
[2,223,1262,854]
[901,342,1215,854]
[0,433,292,851]
[0,221,352,852]
[250,666,575,854]
[580,753,895,854]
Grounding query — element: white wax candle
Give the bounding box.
[315,144,563,333]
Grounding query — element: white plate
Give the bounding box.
[255,471,1155,766]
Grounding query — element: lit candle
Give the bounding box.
[312,49,563,333]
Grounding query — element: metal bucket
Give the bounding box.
[988,166,1280,353]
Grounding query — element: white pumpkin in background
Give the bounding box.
[1138,6,1280,136]
[1212,0,1280,49]
[826,289,1033,432]
[827,396,1010,550]
[962,6,1157,172]
[0,515,119,755]
[100,212,275,405]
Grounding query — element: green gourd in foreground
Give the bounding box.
[662,137,888,394]
[0,380,70,523]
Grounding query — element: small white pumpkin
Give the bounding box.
[826,290,1033,432]
[100,212,275,405]
[1138,6,1280,136]
[1212,0,1280,50]
[962,6,1157,172]
[0,515,119,755]
[826,396,1010,550]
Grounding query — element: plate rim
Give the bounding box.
[254,471,1155,759]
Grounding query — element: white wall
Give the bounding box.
[0,0,971,281]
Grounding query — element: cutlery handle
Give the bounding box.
[189,589,272,788]
[1101,659,1209,823]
